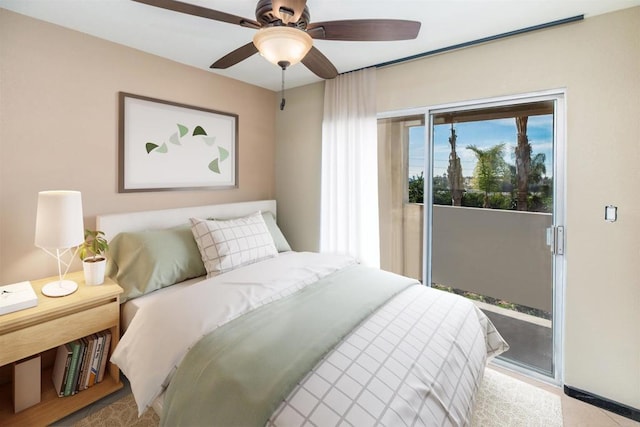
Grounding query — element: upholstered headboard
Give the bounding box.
[96,200,276,241]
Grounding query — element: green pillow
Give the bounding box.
[106,225,206,303]
[260,211,292,252]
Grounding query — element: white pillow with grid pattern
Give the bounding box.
[190,212,278,278]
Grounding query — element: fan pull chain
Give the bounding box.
[280,66,286,111]
[278,61,290,111]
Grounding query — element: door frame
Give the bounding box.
[378,88,567,385]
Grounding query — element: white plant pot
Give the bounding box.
[82,258,106,286]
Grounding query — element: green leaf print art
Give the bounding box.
[144,124,230,175]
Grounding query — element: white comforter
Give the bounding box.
[112,252,508,426]
[267,282,507,426]
[112,252,358,415]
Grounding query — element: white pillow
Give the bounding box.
[190,212,278,277]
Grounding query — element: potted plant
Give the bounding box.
[78,229,109,286]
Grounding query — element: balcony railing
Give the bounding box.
[401,204,553,313]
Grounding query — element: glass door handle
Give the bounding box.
[546,226,565,255]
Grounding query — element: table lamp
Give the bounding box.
[34,190,84,297]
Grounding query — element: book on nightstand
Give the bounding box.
[13,354,41,412]
[96,330,112,383]
[51,329,113,398]
[0,281,37,315]
[51,343,73,397]
[76,336,92,392]
[87,332,104,387]
[64,340,83,396]
[79,335,95,391]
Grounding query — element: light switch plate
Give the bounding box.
[605,205,617,222]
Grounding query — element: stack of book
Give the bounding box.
[0,281,37,315]
[51,330,112,397]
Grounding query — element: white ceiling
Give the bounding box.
[1,0,638,91]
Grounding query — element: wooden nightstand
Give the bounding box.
[0,271,123,426]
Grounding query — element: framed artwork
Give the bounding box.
[118,92,238,192]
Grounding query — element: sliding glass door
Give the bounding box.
[378,91,565,382]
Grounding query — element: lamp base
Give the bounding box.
[41,280,78,297]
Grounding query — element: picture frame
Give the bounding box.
[118,92,238,192]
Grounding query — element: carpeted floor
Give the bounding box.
[73,393,159,427]
[471,368,562,427]
[70,368,562,427]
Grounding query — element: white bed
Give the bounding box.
[98,200,508,426]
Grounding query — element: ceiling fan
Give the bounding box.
[132,0,422,79]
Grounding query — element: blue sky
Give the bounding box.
[408,115,554,179]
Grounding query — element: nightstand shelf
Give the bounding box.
[0,271,123,426]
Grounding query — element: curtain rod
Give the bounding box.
[355,14,584,71]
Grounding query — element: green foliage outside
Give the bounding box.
[466,144,508,208]
[442,190,551,210]
[408,172,424,204]
[408,143,552,212]
[432,283,551,320]
[418,182,552,211]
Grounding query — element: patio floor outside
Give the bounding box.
[477,301,553,375]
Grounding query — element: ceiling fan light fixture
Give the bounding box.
[253,26,313,67]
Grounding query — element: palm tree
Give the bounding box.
[447,124,464,206]
[466,143,507,208]
[515,116,531,211]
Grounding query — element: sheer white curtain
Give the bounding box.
[320,67,380,268]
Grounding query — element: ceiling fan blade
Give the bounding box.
[132,0,260,29]
[271,0,307,24]
[307,19,421,41]
[210,42,259,69]
[302,46,338,79]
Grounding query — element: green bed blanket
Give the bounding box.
[161,264,417,426]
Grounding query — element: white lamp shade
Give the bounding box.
[253,26,313,67]
[35,191,84,249]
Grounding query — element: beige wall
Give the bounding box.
[275,82,324,252]
[276,7,640,410]
[0,10,276,284]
